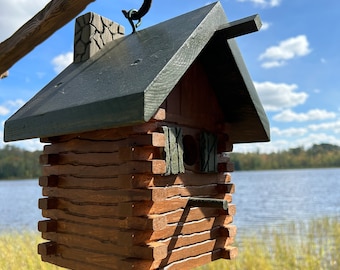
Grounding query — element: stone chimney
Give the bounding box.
[74,12,125,63]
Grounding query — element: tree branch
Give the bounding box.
[0,0,95,75]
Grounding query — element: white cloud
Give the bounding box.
[261,60,285,68]
[233,140,291,154]
[0,106,9,116]
[51,52,73,74]
[259,35,311,68]
[0,99,26,116]
[234,133,340,153]
[6,99,25,108]
[237,0,281,8]
[260,21,271,31]
[0,0,50,41]
[293,133,340,150]
[308,120,340,134]
[273,109,337,122]
[254,81,308,112]
[271,127,308,137]
[8,139,44,151]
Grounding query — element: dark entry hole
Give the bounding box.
[183,135,198,166]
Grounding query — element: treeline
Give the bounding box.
[0,145,42,179]
[231,143,340,171]
[0,143,339,179]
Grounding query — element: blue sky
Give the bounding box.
[0,0,339,153]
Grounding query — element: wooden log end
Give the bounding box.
[218,172,232,183]
[40,154,59,165]
[38,220,58,232]
[218,162,235,173]
[39,175,59,187]
[38,198,58,210]
[148,215,168,231]
[38,241,57,256]
[151,108,166,121]
[222,246,238,260]
[130,133,165,147]
[150,187,167,202]
[145,242,168,260]
[220,224,237,238]
[151,160,167,175]
[226,203,236,216]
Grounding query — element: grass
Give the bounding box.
[0,217,339,269]
[0,230,64,270]
[196,217,340,270]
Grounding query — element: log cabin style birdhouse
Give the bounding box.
[4,2,269,270]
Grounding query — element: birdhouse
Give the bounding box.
[4,2,269,270]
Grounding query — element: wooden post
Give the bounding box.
[0,0,95,75]
[0,71,8,79]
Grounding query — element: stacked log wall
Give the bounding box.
[38,109,237,269]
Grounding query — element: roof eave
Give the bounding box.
[4,92,145,142]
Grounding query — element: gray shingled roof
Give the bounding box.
[4,2,270,143]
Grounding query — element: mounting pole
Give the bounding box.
[188,197,229,210]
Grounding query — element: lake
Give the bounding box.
[0,168,339,233]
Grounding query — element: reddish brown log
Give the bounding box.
[158,249,225,270]
[41,122,160,143]
[42,160,166,177]
[151,108,166,121]
[159,237,227,267]
[132,215,233,244]
[40,149,162,166]
[41,253,111,270]
[159,227,233,250]
[42,209,166,231]
[118,194,233,217]
[42,186,166,203]
[126,172,231,189]
[54,244,147,270]
[42,232,167,260]
[39,175,135,189]
[43,133,165,154]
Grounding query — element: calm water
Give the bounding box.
[232,168,340,235]
[0,168,339,232]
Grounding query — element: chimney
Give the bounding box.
[74,12,125,63]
